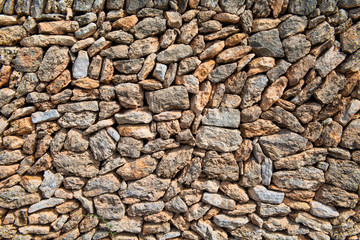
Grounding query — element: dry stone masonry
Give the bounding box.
[0,0,360,239]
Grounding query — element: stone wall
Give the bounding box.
[0,0,360,239]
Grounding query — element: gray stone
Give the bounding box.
[326,158,360,192]
[117,137,143,158]
[114,58,144,74]
[100,45,129,59]
[310,201,339,218]
[64,129,89,153]
[157,44,193,64]
[306,21,334,45]
[28,198,65,213]
[105,30,134,44]
[37,45,70,82]
[83,173,120,197]
[294,212,332,232]
[94,194,125,220]
[202,107,240,128]
[272,166,325,190]
[31,110,60,124]
[337,99,360,126]
[248,185,284,204]
[315,184,359,208]
[241,75,269,109]
[120,174,171,201]
[58,101,99,113]
[262,106,304,133]
[58,111,97,129]
[249,29,284,57]
[282,34,311,63]
[202,193,236,210]
[203,151,239,181]
[146,86,189,113]
[133,17,166,39]
[129,37,159,59]
[178,19,198,44]
[157,145,194,178]
[115,109,152,124]
[39,170,63,199]
[0,150,25,165]
[53,151,100,178]
[165,196,188,213]
[73,0,94,12]
[196,126,242,152]
[99,154,126,175]
[315,42,346,78]
[259,129,308,160]
[207,63,237,83]
[314,70,346,105]
[214,214,249,230]
[275,148,327,170]
[0,185,41,209]
[288,0,317,15]
[278,15,307,39]
[129,201,165,216]
[90,129,116,161]
[73,50,89,79]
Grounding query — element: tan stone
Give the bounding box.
[116,155,157,180]
[216,45,252,64]
[193,60,215,83]
[260,76,288,111]
[199,41,224,60]
[71,78,100,89]
[38,21,79,34]
[252,18,281,32]
[247,57,275,76]
[225,33,248,47]
[5,117,34,136]
[240,119,280,138]
[46,70,71,94]
[0,65,11,87]
[113,15,138,31]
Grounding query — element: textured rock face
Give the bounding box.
[1,1,360,240]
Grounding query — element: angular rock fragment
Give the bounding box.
[146,86,190,113]
[195,126,242,152]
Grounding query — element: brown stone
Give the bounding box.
[117,155,157,180]
[240,119,280,138]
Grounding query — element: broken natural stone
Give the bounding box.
[249,185,284,204]
[117,155,157,180]
[157,146,193,178]
[202,107,240,128]
[157,44,193,64]
[272,166,325,190]
[146,86,189,113]
[241,74,269,109]
[196,126,242,152]
[120,174,171,201]
[340,119,360,149]
[259,129,308,160]
[89,129,116,161]
[203,151,239,181]
[202,193,236,210]
[53,151,99,178]
[83,173,120,197]
[37,45,70,83]
[94,194,125,220]
[115,83,144,108]
[249,29,284,57]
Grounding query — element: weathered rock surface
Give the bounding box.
[1,2,360,238]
